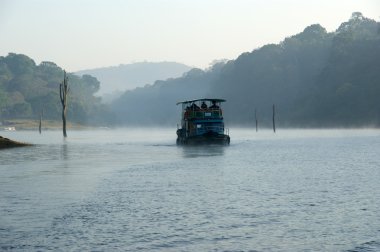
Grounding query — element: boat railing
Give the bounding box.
[183,109,222,120]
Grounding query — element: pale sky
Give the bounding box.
[1,0,379,71]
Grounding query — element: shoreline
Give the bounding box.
[0,135,32,149]
[1,119,90,131]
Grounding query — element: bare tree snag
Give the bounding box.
[39,107,43,134]
[272,104,276,133]
[60,71,69,138]
[255,108,258,132]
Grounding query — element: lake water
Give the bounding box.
[1,128,380,251]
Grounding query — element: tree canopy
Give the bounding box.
[0,53,113,125]
[111,13,380,127]
[2,13,379,128]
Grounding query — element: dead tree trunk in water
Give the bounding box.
[60,71,69,138]
[272,104,276,133]
[255,109,258,132]
[39,108,43,134]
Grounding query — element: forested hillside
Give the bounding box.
[2,13,379,128]
[0,54,113,125]
[112,13,380,127]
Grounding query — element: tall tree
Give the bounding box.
[59,71,69,137]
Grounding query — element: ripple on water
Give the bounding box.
[1,129,380,251]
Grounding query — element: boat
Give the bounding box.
[176,98,230,145]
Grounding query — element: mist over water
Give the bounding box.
[1,128,380,251]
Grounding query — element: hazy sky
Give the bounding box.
[1,0,379,71]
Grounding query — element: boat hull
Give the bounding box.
[176,133,230,145]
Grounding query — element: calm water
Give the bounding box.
[1,128,380,251]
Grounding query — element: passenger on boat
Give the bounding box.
[201,101,207,110]
[189,102,200,111]
[210,100,219,109]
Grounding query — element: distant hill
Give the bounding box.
[76,62,192,98]
[111,12,380,127]
[2,13,379,128]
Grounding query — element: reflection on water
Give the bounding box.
[180,145,225,158]
[60,143,68,161]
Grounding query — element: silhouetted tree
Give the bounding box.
[60,71,69,137]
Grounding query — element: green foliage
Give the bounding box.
[0,53,111,125]
[3,13,379,127]
[0,87,8,111]
[111,13,380,127]
[3,53,35,76]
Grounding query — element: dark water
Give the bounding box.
[1,129,380,251]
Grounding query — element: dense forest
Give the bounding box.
[1,13,379,128]
[0,54,113,125]
[112,12,380,127]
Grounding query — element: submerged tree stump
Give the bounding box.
[0,136,32,149]
[255,108,258,132]
[272,104,276,133]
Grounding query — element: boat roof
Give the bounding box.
[176,98,226,105]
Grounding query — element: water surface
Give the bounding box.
[1,129,380,251]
